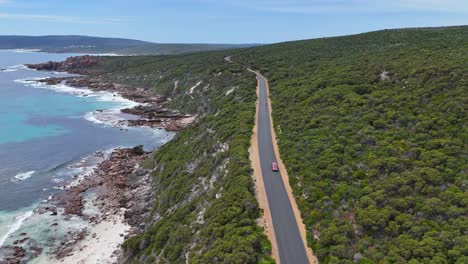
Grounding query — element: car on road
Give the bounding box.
[271,162,278,172]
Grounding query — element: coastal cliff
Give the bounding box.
[26,54,273,263]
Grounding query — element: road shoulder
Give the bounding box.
[263,74,319,264]
[249,71,280,263]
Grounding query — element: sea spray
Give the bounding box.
[11,171,36,183]
[0,210,34,247]
[16,77,141,127]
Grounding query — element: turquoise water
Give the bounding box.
[0,93,119,144]
[0,50,172,260]
[0,112,66,144]
[0,50,170,208]
[0,52,121,144]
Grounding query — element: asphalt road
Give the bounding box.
[255,73,310,264]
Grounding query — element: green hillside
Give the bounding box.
[113,43,258,55]
[235,26,468,263]
[82,52,274,263]
[82,26,467,263]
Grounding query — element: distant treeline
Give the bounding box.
[0,35,258,55]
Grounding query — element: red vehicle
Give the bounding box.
[271,162,279,172]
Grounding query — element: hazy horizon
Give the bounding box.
[0,24,466,45]
[0,0,467,44]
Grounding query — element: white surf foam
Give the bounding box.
[0,68,18,72]
[50,178,64,184]
[82,92,139,127]
[11,171,35,183]
[16,77,142,127]
[83,111,105,124]
[13,49,42,53]
[14,77,45,85]
[15,78,95,96]
[94,91,139,106]
[17,78,140,105]
[83,108,129,127]
[50,147,115,190]
[9,64,28,70]
[0,210,34,247]
[90,53,122,56]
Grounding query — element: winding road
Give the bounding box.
[254,72,310,264]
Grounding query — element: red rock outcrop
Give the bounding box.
[26,56,99,74]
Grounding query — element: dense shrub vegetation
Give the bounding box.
[87,53,273,263]
[89,26,467,263]
[235,26,468,263]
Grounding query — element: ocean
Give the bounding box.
[0,50,171,261]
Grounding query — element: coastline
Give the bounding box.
[1,56,193,263]
[1,147,153,264]
[26,56,193,131]
[0,49,122,56]
[52,146,153,264]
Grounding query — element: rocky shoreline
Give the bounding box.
[1,146,156,263]
[26,55,100,74]
[55,146,154,260]
[27,56,194,132]
[1,56,192,263]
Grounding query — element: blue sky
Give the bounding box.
[0,0,467,43]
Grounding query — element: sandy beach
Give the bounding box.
[47,209,130,264]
